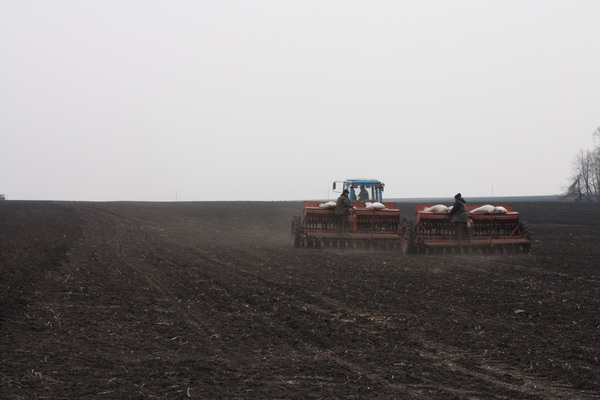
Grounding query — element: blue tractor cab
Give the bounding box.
[332,179,386,202]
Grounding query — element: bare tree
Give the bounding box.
[565,128,600,202]
[592,144,600,201]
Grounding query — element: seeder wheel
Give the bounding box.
[519,221,533,253]
[401,219,416,254]
[291,216,302,248]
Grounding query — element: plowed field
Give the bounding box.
[1,201,599,399]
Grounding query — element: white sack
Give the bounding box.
[491,206,508,214]
[318,201,336,209]
[423,204,450,213]
[470,205,495,214]
[365,202,386,210]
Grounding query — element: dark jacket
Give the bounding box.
[358,189,369,201]
[450,197,468,223]
[335,194,353,215]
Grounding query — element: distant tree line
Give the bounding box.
[565,127,600,202]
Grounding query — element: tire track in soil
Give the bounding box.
[307,292,599,400]
[74,205,218,340]
[452,254,600,397]
[116,234,414,396]
[192,256,415,397]
[70,205,261,400]
[110,229,417,397]
[64,205,240,397]
[125,242,404,395]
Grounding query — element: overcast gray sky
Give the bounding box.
[1,1,599,201]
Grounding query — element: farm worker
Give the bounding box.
[449,193,468,240]
[335,189,354,231]
[358,185,369,201]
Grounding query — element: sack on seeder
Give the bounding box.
[365,202,386,210]
[470,205,508,214]
[318,201,336,209]
[422,204,450,213]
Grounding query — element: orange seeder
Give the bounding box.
[400,204,532,254]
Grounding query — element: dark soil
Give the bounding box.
[1,200,599,399]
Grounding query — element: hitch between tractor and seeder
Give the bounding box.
[401,204,532,254]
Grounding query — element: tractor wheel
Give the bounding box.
[401,219,416,254]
